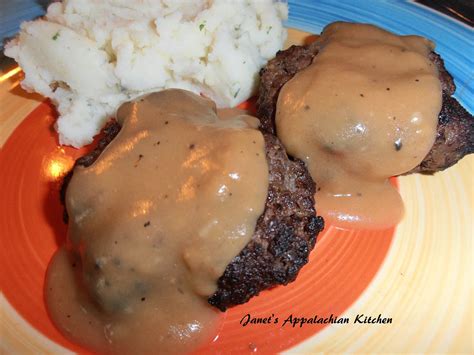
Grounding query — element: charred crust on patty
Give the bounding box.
[257,43,320,134]
[256,44,473,173]
[409,93,474,174]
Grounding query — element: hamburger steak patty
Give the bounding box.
[257,43,474,173]
[61,121,324,312]
[209,133,324,310]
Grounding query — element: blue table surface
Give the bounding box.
[1,0,50,47]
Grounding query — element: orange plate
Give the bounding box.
[0,102,394,354]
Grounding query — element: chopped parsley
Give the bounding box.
[52,31,60,40]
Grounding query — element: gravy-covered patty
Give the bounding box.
[257,22,473,229]
[56,89,323,353]
[257,24,473,173]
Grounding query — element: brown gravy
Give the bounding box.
[276,22,442,229]
[46,89,268,354]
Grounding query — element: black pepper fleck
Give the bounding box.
[141,297,146,302]
[415,79,419,82]
[394,138,403,151]
[134,154,144,167]
[144,221,150,227]
[67,315,71,318]
[386,87,390,91]
[360,93,364,97]
[165,121,169,125]
[189,143,195,149]
[304,105,310,111]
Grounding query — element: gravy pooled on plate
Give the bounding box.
[276,22,442,229]
[46,89,269,354]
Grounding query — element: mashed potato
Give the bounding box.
[5,0,288,147]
